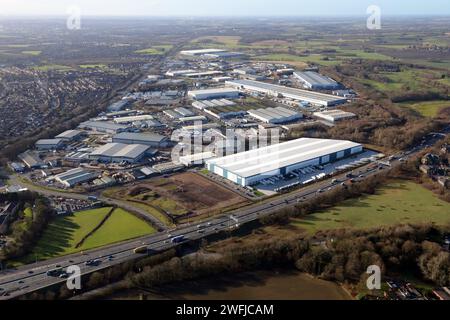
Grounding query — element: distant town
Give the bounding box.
[0,14,449,302]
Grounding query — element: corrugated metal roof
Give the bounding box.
[113,132,167,143]
[294,71,338,87]
[226,79,344,105]
[90,143,149,159]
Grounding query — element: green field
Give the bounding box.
[135,45,173,55]
[23,207,33,219]
[361,69,441,93]
[20,207,155,263]
[21,50,42,56]
[397,100,450,117]
[79,64,107,69]
[254,53,340,66]
[82,208,156,248]
[335,49,394,61]
[33,64,72,71]
[292,180,450,234]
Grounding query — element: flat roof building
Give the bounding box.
[313,110,357,123]
[113,115,154,124]
[165,69,196,77]
[89,143,150,163]
[188,88,240,100]
[247,107,303,124]
[293,71,341,90]
[192,99,235,110]
[35,139,64,150]
[107,100,131,112]
[226,79,346,107]
[55,130,84,141]
[112,132,170,148]
[206,138,363,186]
[180,48,227,57]
[179,151,216,167]
[78,121,130,134]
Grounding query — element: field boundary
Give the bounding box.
[75,207,116,249]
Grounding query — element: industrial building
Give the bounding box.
[188,88,240,100]
[165,107,195,119]
[107,100,131,112]
[313,110,357,123]
[205,138,363,186]
[113,115,154,124]
[192,99,235,110]
[55,130,84,141]
[247,107,303,124]
[35,139,64,150]
[89,143,150,163]
[54,168,99,187]
[179,115,207,123]
[203,51,246,59]
[226,79,346,107]
[165,69,196,77]
[204,106,248,119]
[78,121,130,134]
[179,151,216,167]
[18,151,44,169]
[293,71,341,90]
[180,48,227,57]
[112,132,170,148]
[184,71,223,78]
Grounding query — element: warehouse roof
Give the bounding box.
[188,87,240,97]
[79,121,129,131]
[35,139,63,146]
[112,132,168,143]
[226,79,345,106]
[248,107,301,122]
[206,138,361,178]
[293,71,338,87]
[180,48,227,56]
[55,130,83,139]
[313,109,356,121]
[55,168,95,180]
[91,143,150,159]
[113,115,154,123]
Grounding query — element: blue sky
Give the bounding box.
[1,0,449,16]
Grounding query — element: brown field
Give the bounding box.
[160,172,249,214]
[106,172,249,222]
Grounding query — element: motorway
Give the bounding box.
[0,127,448,299]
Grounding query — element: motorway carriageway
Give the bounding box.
[0,128,448,299]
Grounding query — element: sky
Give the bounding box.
[0,0,449,17]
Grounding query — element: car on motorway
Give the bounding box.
[171,235,185,243]
[133,246,148,254]
[46,267,64,277]
[85,259,101,267]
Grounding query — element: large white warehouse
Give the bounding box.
[188,88,240,100]
[226,79,346,107]
[205,138,363,186]
[89,143,150,163]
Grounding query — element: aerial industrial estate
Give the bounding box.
[0,5,449,306]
